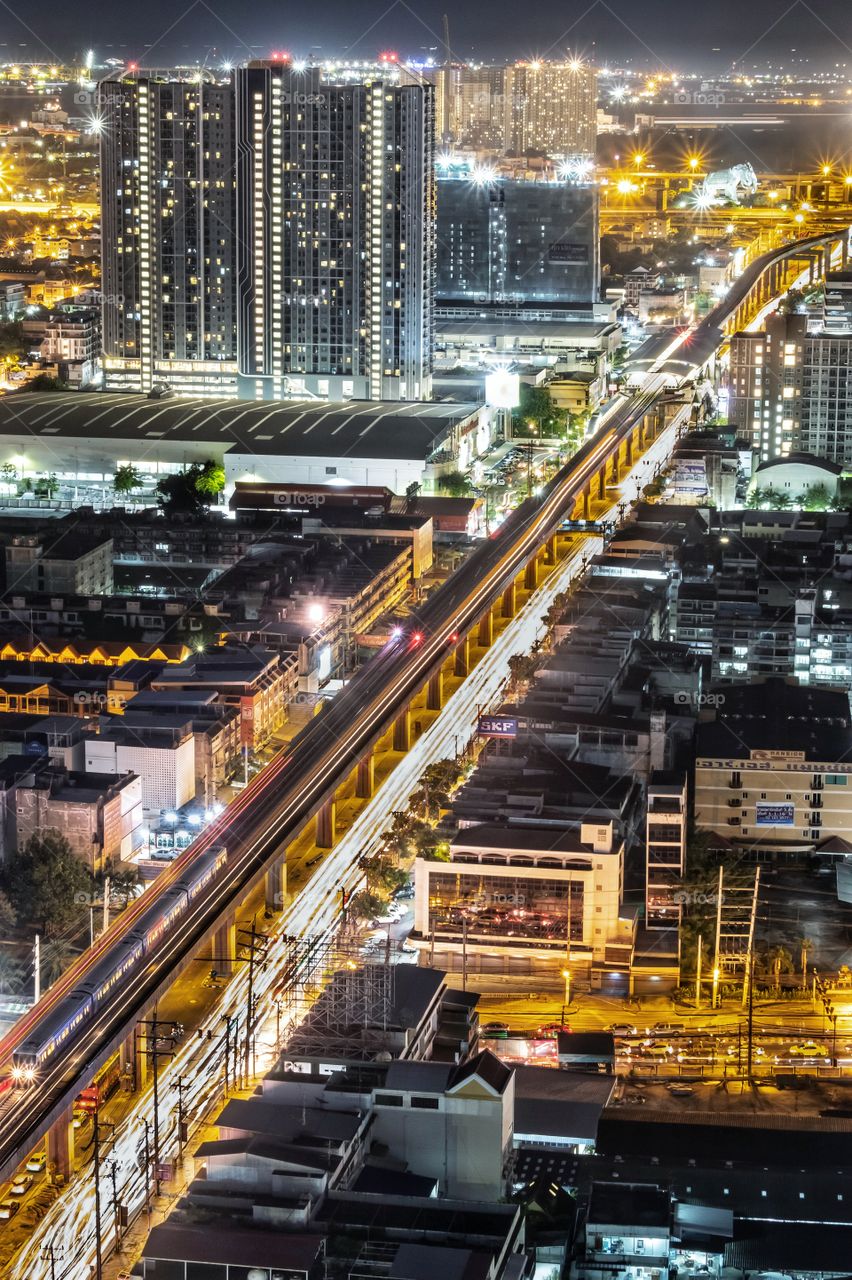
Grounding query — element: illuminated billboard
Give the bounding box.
[485,370,520,409]
[755,802,795,827]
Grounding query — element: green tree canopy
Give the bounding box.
[113,463,145,495]
[1,829,92,934]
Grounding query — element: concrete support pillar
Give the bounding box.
[610,453,621,485]
[544,534,557,565]
[356,753,375,799]
[316,797,336,849]
[265,853,287,910]
[524,557,539,591]
[46,1106,74,1185]
[625,434,634,466]
[427,670,444,711]
[501,582,516,618]
[842,237,849,268]
[453,634,470,678]
[478,610,494,647]
[211,917,236,975]
[598,465,606,498]
[583,487,591,520]
[393,707,411,752]
[119,1031,135,1092]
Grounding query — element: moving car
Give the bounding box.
[481,1021,509,1038]
[537,1022,570,1039]
[789,1041,828,1057]
[25,1153,45,1175]
[606,1023,637,1036]
[10,1174,32,1196]
[0,1200,19,1220]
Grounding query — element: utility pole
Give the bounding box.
[141,1117,152,1224]
[107,1158,123,1253]
[238,918,269,1081]
[174,1075,188,1160]
[137,1013,178,1195]
[742,868,761,1010]
[85,1107,114,1280]
[746,949,756,1085]
[102,874,110,936]
[40,1243,62,1280]
[33,932,40,1003]
[695,934,703,1009]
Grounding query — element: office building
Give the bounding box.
[235,62,434,402]
[694,678,852,860]
[504,60,597,159]
[99,72,238,396]
[822,271,852,333]
[436,177,599,307]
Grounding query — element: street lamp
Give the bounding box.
[711,966,720,1010]
[562,968,571,1007]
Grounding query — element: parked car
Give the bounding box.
[10,1174,32,1196]
[606,1023,637,1036]
[25,1153,45,1175]
[0,1200,19,1219]
[481,1021,509,1038]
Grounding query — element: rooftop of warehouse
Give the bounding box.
[0,393,481,459]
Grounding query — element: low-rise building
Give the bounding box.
[413,821,632,993]
[150,646,293,748]
[84,720,195,818]
[15,765,143,871]
[4,530,113,595]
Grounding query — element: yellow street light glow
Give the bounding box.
[822,164,832,176]
[617,178,636,194]
[632,152,645,166]
[688,156,700,170]
[794,212,805,223]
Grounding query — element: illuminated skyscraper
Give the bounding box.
[235,63,435,401]
[99,73,238,396]
[504,61,597,159]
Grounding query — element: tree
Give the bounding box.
[95,860,140,905]
[194,459,226,498]
[763,486,791,510]
[0,887,16,931]
[513,384,563,439]
[34,472,58,498]
[746,486,768,509]
[799,483,832,511]
[0,462,16,485]
[347,890,387,922]
[765,944,793,994]
[39,937,81,987]
[507,652,539,688]
[23,373,66,391]
[156,460,225,515]
[113,463,144,496]
[438,470,473,498]
[0,951,24,997]
[799,936,815,990]
[1,830,92,934]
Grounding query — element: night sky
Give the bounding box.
[6,0,852,69]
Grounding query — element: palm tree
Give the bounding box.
[799,936,815,991]
[763,486,792,511]
[113,463,144,496]
[39,938,80,988]
[0,951,24,997]
[766,945,793,995]
[746,486,768,509]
